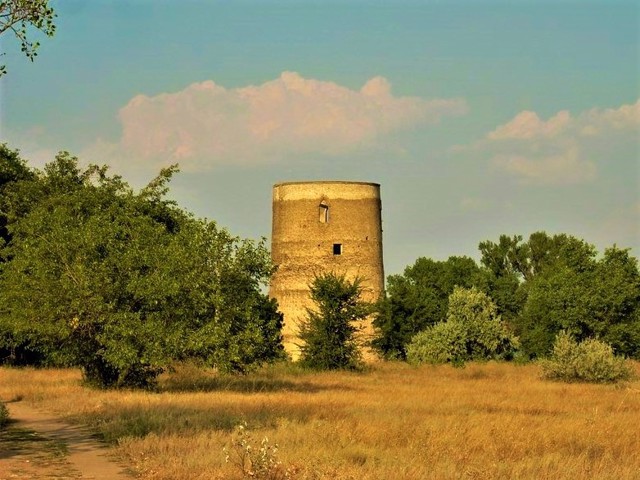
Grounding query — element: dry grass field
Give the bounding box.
[1,361,639,480]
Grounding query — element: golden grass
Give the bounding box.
[1,361,639,480]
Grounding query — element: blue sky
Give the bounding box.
[1,0,638,276]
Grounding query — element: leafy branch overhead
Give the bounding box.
[0,0,56,76]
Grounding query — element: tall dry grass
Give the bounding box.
[1,361,639,479]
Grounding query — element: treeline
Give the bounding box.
[373,233,640,361]
[0,145,285,387]
[2,145,638,387]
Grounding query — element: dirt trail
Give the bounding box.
[1,402,132,479]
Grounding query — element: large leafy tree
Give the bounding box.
[0,152,284,387]
[0,145,42,363]
[519,246,640,358]
[476,232,598,325]
[479,232,639,359]
[0,0,56,76]
[0,144,35,251]
[372,256,481,359]
[594,247,640,357]
[479,232,597,282]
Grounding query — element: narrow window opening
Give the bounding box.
[319,201,329,223]
[333,243,342,255]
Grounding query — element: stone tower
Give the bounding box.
[269,181,384,356]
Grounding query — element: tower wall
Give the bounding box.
[269,181,384,357]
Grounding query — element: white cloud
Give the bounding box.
[482,99,639,185]
[104,72,467,173]
[488,110,571,140]
[489,100,639,142]
[491,146,597,186]
[581,100,640,134]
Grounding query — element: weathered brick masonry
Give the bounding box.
[269,181,384,357]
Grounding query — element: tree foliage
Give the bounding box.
[476,232,598,327]
[298,273,370,370]
[0,144,35,251]
[369,230,639,363]
[479,232,597,282]
[406,287,518,366]
[0,0,56,76]
[0,151,284,387]
[372,256,481,359]
[518,245,640,358]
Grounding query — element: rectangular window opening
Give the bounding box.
[319,203,329,223]
[333,243,342,255]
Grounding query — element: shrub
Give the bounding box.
[406,321,467,366]
[371,256,482,360]
[298,273,370,371]
[541,331,634,383]
[406,287,518,367]
[0,403,8,428]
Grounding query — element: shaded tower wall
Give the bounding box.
[269,181,384,357]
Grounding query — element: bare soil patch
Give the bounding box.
[0,422,79,480]
[0,402,132,480]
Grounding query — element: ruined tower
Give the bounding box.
[269,181,384,356]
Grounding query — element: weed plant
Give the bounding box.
[224,422,291,480]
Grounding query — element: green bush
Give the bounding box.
[0,403,8,428]
[541,331,633,383]
[406,287,518,367]
[298,273,370,371]
[406,321,468,366]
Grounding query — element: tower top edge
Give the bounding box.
[273,180,380,188]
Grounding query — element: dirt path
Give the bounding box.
[1,402,133,480]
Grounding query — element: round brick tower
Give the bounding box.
[269,181,384,357]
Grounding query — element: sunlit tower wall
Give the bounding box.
[269,181,384,357]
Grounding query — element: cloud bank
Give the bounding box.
[485,100,639,185]
[105,72,467,172]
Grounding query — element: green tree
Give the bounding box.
[372,256,481,359]
[596,247,640,357]
[0,144,34,188]
[479,232,597,282]
[298,273,370,370]
[519,246,640,359]
[0,0,56,76]
[478,232,600,350]
[0,144,35,251]
[0,153,284,387]
[406,287,518,366]
[479,234,529,280]
[0,145,44,363]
